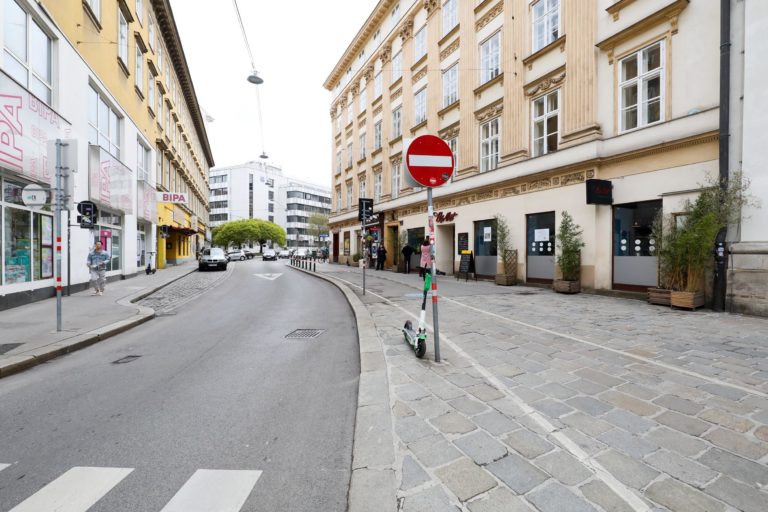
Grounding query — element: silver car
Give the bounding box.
[227,249,246,261]
[199,248,228,271]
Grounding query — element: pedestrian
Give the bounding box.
[376,245,387,270]
[401,243,414,274]
[87,241,110,296]
[419,237,431,278]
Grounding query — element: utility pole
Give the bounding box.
[54,140,66,331]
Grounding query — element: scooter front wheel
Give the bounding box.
[415,338,427,358]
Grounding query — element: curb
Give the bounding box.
[0,267,197,380]
[289,264,397,512]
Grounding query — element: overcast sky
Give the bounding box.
[169,0,379,188]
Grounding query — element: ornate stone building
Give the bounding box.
[325,0,724,296]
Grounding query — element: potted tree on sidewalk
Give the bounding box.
[494,214,517,285]
[554,211,584,294]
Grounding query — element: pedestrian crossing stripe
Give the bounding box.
[1,465,262,512]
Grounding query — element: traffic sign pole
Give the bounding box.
[55,140,63,332]
[428,188,441,362]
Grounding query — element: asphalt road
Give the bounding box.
[0,259,360,512]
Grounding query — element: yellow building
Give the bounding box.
[42,0,214,269]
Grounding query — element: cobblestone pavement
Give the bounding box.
[321,266,768,512]
[138,264,234,314]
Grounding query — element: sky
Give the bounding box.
[169,0,380,188]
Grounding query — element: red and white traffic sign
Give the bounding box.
[405,135,454,188]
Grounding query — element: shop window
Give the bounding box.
[474,219,497,257]
[93,211,122,271]
[613,201,661,257]
[4,206,32,284]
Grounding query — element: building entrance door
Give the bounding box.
[436,224,455,275]
[613,200,661,291]
[526,212,555,283]
[332,233,339,263]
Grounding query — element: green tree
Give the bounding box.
[212,219,286,252]
[308,213,329,248]
[556,211,584,281]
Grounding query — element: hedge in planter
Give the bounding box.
[493,214,517,285]
[554,211,584,294]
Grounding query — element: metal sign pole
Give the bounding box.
[54,140,63,331]
[427,187,440,362]
[67,209,71,296]
[362,213,366,296]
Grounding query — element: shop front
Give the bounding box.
[612,200,661,291]
[137,180,157,269]
[526,212,556,284]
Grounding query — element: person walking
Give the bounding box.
[401,243,414,274]
[376,245,388,270]
[419,237,431,279]
[87,241,110,296]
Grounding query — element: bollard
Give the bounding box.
[313,260,316,272]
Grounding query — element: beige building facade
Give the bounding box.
[325,0,721,295]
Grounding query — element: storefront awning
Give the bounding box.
[169,226,196,235]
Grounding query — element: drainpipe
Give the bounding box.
[712,0,731,312]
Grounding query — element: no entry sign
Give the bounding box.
[406,135,454,188]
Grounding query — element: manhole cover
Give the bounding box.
[112,355,141,364]
[0,343,22,355]
[285,329,324,339]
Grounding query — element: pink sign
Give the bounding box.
[88,145,134,214]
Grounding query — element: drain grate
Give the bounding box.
[0,343,22,355]
[112,355,141,364]
[285,329,325,339]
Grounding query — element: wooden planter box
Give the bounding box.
[495,274,517,286]
[670,290,705,310]
[647,288,672,306]
[553,279,581,294]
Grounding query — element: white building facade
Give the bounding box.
[282,181,332,250]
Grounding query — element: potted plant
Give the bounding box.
[647,212,672,305]
[554,211,584,294]
[494,214,517,285]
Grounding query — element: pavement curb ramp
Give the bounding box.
[290,265,397,512]
[0,267,197,380]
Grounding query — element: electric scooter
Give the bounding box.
[402,272,431,358]
[145,251,157,275]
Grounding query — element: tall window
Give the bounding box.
[157,91,163,126]
[347,101,353,124]
[137,141,151,182]
[619,41,663,132]
[442,64,458,106]
[336,187,342,210]
[3,0,53,103]
[118,10,129,66]
[480,118,499,172]
[391,162,401,199]
[414,88,427,125]
[336,150,342,173]
[359,177,366,199]
[148,16,155,49]
[359,133,366,159]
[147,71,155,111]
[447,137,458,179]
[532,0,560,52]
[392,107,402,138]
[359,88,367,111]
[85,0,100,19]
[135,45,143,93]
[532,90,559,156]
[480,32,501,84]
[135,0,143,24]
[443,0,458,35]
[347,183,353,208]
[374,172,382,202]
[347,142,353,168]
[336,113,341,133]
[374,71,383,97]
[374,121,382,150]
[392,51,402,82]
[414,27,427,61]
[88,86,121,158]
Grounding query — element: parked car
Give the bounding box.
[262,249,277,261]
[296,248,309,259]
[199,248,228,271]
[278,250,290,259]
[227,249,246,261]
[243,248,257,259]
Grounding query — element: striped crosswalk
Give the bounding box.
[0,464,262,512]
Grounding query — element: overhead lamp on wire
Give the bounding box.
[247,70,263,85]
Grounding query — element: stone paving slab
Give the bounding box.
[316,265,768,511]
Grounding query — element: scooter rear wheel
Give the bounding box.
[415,338,426,358]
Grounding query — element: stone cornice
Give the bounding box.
[474,72,503,96]
[525,66,566,96]
[475,99,503,123]
[399,18,414,41]
[412,66,428,84]
[606,0,640,21]
[439,122,460,140]
[522,35,566,69]
[379,43,392,63]
[476,2,503,31]
[364,65,375,82]
[424,0,440,16]
[440,38,460,60]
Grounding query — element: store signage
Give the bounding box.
[0,70,71,185]
[534,228,550,242]
[157,192,189,204]
[137,180,158,222]
[405,134,454,188]
[435,211,458,223]
[88,145,134,214]
[586,179,613,205]
[458,232,469,254]
[21,184,48,207]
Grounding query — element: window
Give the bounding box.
[374,172,382,202]
[268,203,274,213]
[118,10,129,67]
[336,188,342,210]
[391,162,401,199]
[157,92,163,126]
[268,215,274,223]
[359,177,366,199]
[88,86,121,158]
[359,133,366,159]
[85,0,100,19]
[414,88,427,125]
[157,44,163,71]
[336,113,341,133]
[532,90,559,156]
[210,200,228,209]
[532,0,560,53]
[210,175,227,184]
[336,150,342,174]
[359,88,367,111]
[392,107,402,138]
[392,51,402,82]
[442,64,458,107]
[373,29,381,44]
[148,17,155,49]
[374,121,382,150]
[374,71,383,97]
[391,3,400,18]
[347,102,353,124]
[619,41,664,132]
[480,32,501,84]
[3,0,53,103]
[480,117,499,172]
[135,0,143,24]
[135,45,143,93]
[346,183,353,208]
[446,137,458,178]
[443,0,458,35]
[414,27,427,61]
[147,71,155,111]
[137,141,150,182]
[347,143,353,168]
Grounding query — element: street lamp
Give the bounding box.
[247,70,263,85]
[246,70,268,160]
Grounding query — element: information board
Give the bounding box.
[456,250,476,282]
[457,232,469,254]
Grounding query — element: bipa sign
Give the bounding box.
[157,192,188,204]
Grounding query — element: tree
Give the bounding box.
[212,219,286,252]
[556,211,584,282]
[257,221,286,251]
[308,213,329,248]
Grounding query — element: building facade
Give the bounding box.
[209,161,331,250]
[0,0,211,309]
[326,0,726,297]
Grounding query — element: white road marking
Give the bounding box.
[159,469,262,512]
[0,463,10,472]
[408,154,452,168]
[8,466,133,512]
[331,274,651,512]
[253,273,283,281]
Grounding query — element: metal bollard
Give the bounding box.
[313,260,316,272]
